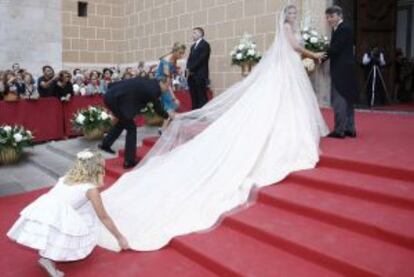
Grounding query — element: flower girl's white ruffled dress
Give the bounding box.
[7,178,99,261]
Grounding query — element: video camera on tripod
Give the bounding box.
[362,47,390,107]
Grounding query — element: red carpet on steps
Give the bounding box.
[372,103,414,113]
[1,109,414,276]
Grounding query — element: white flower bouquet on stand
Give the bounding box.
[301,27,329,73]
[140,102,164,126]
[72,106,112,140]
[231,33,262,76]
[0,125,34,164]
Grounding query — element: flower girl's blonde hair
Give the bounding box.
[64,149,105,186]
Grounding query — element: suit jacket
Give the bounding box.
[104,77,169,120]
[37,76,55,98]
[187,39,211,81]
[53,81,74,99]
[327,22,359,103]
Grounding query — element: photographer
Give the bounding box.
[37,65,56,97]
[362,46,387,106]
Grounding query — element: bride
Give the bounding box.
[98,5,329,251]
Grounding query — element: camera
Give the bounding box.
[369,47,382,66]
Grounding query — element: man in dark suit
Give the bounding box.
[325,6,359,138]
[99,77,170,168]
[186,27,211,110]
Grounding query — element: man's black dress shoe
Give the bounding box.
[327,131,345,139]
[345,131,357,138]
[98,143,116,154]
[123,160,138,169]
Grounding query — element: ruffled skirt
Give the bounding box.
[7,197,98,262]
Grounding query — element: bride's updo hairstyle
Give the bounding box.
[159,42,186,60]
[172,42,186,54]
[64,149,105,186]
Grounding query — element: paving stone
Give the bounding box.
[0,182,26,195]
[0,126,159,197]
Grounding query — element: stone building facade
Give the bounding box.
[1,0,332,104]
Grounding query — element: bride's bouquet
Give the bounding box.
[301,27,329,52]
[231,33,261,75]
[301,27,329,73]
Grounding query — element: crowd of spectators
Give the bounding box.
[0,61,187,102]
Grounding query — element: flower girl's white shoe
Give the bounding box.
[38,258,65,277]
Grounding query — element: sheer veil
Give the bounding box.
[137,5,300,168]
[98,5,328,252]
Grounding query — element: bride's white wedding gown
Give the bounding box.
[98,11,329,251]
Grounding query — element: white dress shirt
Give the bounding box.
[194,38,203,49]
[334,19,344,31]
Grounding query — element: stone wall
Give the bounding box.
[0,0,62,75]
[302,0,333,106]
[61,0,127,68]
[122,0,301,94]
[60,0,331,104]
[2,0,330,104]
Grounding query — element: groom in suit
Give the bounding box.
[325,6,359,138]
[99,77,170,168]
[186,27,211,110]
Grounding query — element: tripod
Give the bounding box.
[365,64,391,108]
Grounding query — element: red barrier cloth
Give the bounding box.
[0,98,64,142]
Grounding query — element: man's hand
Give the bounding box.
[320,53,329,63]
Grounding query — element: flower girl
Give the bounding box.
[7,149,129,277]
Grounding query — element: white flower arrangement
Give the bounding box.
[301,27,329,52]
[140,102,164,126]
[0,125,34,156]
[72,106,112,133]
[231,33,262,66]
[140,102,156,118]
[77,150,94,160]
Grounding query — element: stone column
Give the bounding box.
[0,0,62,77]
[301,0,332,107]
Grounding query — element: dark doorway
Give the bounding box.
[334,0,414,112]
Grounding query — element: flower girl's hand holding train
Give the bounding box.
[117,235,130,250]
[6,149,129,277]
[87,187,130,251]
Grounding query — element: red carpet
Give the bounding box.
[372,103,414,113]
[1,109,414,276]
